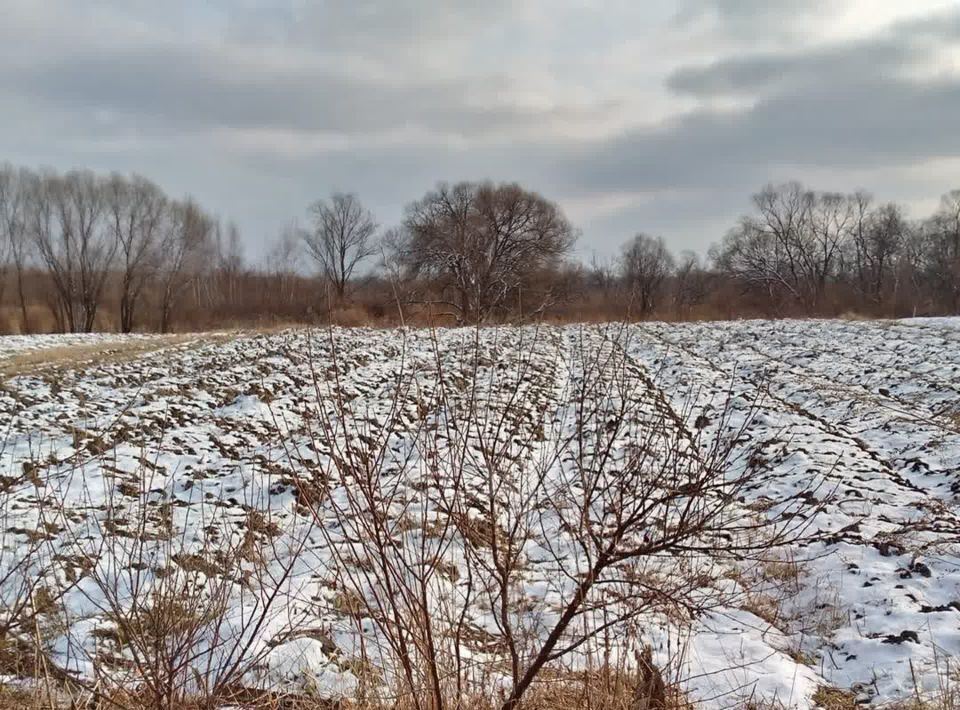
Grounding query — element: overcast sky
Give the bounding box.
[2,0,959,260]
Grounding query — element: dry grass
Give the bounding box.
[812,686,858,709]
[329,305,378,327]
[518,670,692,710]
[0,687,691,710]
[0,664,694,710]
[0,305,60,335]
[0,686,46,710]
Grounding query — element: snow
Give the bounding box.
[1,320,958,707]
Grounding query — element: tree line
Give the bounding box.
[0,166,236,333]
[1,163,959,332]
[712,183,960,317]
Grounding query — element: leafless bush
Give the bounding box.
[279,324,814,710]
[2,442,322,710]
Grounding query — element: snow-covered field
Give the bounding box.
[0,319,958,708]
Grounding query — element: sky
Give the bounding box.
[1,0,959,262]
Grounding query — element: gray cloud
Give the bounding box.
[666,39,917,98]
[667,6,960,99]
[567,75,960,193]
[891,7,960,40]
[684,0,824,18]
[0,0,958,258]
[5,44,587,139]
[277,1,515,49]
[672,0,829,36]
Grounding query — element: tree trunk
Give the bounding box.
[120,282,137,333]
[15,264,30,334]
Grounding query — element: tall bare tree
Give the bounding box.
[714,183,855,313]
[807,190,854,307]
[106,174,167,333]
[30,170,117,332]
[157,199,213,333]
[0,165,33,332]
[713,187,806,312]
[893,221,928,316]
[403,182,575,323]
[750,182,815,308]
[849,196,906,307]
[620,233,674,317]
[303,192,378,301]
[672,250,709,318]
[214,221,244,309]
[0,172,9,310]
[265,223,303,310]
[923,190,960,313]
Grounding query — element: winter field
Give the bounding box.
[0,319,958,709]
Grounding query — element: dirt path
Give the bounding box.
[0,333,239,379]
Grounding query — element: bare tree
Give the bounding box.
[303,192,378,301]
[712,223,783,314]
[849,196,906,308]
[587,253,618,293]
[806,190,854,307]
[265,223,303,310]
[106,174,168,333]
[923,190,960,313]
[724,182,801,304]
[0,165,33,332]
[713,183,854,313]
[4,173,34,333]
[215,220,245,308]
[0,173,9,310]
[403,182,576,323]
[672,250,709,318]
[893,221,928,316]
[620,233,674,317]
[157,199,214,333]
[848,191,873,301]
[748,182,815,308]
[29,170,117,332]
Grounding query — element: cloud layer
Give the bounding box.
[1,0,958,257]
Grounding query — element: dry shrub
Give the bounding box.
[24,305,58,334]
[283,325,814,710]
[94,310,119,333]
[0,309,12,336]
[0,305,58,335]
[329,305,375,327]
[0,442,322,710]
